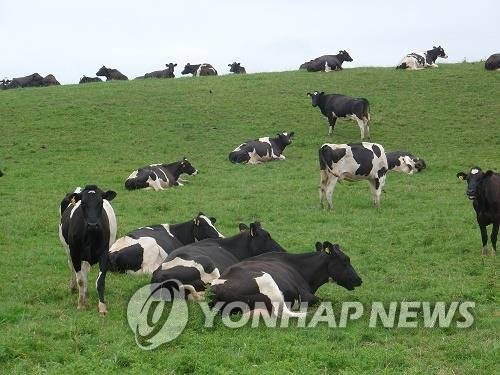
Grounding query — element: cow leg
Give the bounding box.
[490,223,498,256]
[327,115,337,135]
[96,255,108,315]
[478,223,488,255]
[321,173,338,210]
[369,175,385,207]
[67,258,77,292]
[355,118,365,140]
[364,118,371,140]
[75,261,90,310]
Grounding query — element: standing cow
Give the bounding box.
[229,132,294,164]
[300,51,353,72]
[396,46,448,70]
[485,54,500,71]
[457,167,500,255]
[181,63,218,76]
[59,185,117,315]
[228,62,246,74]
[307,91,371,139]
[96,65,128,80]
[319,142,389,209]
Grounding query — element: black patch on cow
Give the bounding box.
[372,144,381,158]
[377,167,387,178]
[375,179,380,190]
[319,146,346,170]
[108,244,144,273]
[351,145,374,176]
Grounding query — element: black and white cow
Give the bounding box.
[319,142,388,209]
[2,73,44,89]
[457,167,500,255]
[79,76,103,84]
[108,213,224,274]
[211,241,362,317]
[151,222,286,300]
[307,91,371,139]
[96,65,128,80]
[0,79,11,89]
[138,63,177,79]
[396,46,448,70]
[59,185,117,315]
[386,151,426,174]
[485,54,500,71]
[228,62,246,74]
[181,63,218,76]
[300,51,353,72]
[42,74,60,86]
[229,132,294,164]
[125,158,198,190]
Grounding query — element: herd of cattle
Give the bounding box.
[2,45,498,318]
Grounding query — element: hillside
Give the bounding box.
[0,63,498,373]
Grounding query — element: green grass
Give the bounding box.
[0,62,498,374]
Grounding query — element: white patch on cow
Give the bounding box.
[70,200,81,219]
[110,235,168,274]
[233,143,245,152]
[324,61,332,72]
[258,137,272,146]
[195,65,203,76]
[88,190,96,194]
[160,224,174,238]
[471,168,479,175]
[198,215,224,238]
[211,278,227,286]
[127,170,138,179]
[161,258,220,284]
[103,200,117,247]
[109,235,136,252]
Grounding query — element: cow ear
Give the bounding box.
[102,190,117,201]
[456,172,467,180]
[250,223,258,237]
[193,217,199,226]
[306,92,312,97]
[320,92,325,95]
[70,192,82,204]
[238,223,248,231]
[228,64,231,67]
[322,241,335,254]
[174,63,177,67]
[289,131,295,137]
[315,242,322,252]
[210,217,216,223]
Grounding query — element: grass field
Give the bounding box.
[0,62,498,374]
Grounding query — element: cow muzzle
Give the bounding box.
[191,170,199,175]
[86,222,100,231]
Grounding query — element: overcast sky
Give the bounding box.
[1,1,498,83]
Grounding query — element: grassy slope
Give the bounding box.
[0,63,498,374]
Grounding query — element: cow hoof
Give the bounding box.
[77,303,86,310]
[482,247,489,256]
[98,302,108,316]
[69,282,77,293]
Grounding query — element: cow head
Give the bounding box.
[166,63,177,77]
[96,66,108,77]
[240,222,286,256]
[179,157,198,176]
[457,167,488,200]
[338,50,353,62]
[193,212,224,240]
[433,46,448,59]
[277,132,294,146]
[307,91,324,107]
[228,62,240,73]
[70,185,116,231]
[316,241,362,291]
[414,157,426,172]
[181,63,194,75]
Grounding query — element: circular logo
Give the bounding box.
[127,280,189,350]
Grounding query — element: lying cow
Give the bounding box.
[396,46,448,70]
[3,73,44,89]
[79,76,102,84]
[137,63,177,79]
[59,185,117,315]
[108,213,223,274]
[151,222,286,300]
[125,158,198,191]
[300,51,353,72]
[228,62,246,74]
[181,63,218,76]
[42,74,60,86]
[319,142,389,209]
[96,65,128,80]
[211,241,362,317]
[386,151,426,174]
[457,167,500,255]
[229,132,294,164]
[307,91,371,139]
[485,54,500,71]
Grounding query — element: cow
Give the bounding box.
[229,132,294,164]
[137,63,177,79]
[125,158,198,191]
[2,73,44,89]
[396,46,448,70]
[79,76,103,84]
[42,74,60,86]
[485,54,500,71]
[228,62,246,74]
[307,91,371,139]
[319,142,388,209]
[59,185,117,315]
[457,167,500,255]
[211,241,362,317]
[0,79,11,89]
[300,51,353,72]
[96,65,128,80]
[151,221,286,300]
[386,151,426,174]
[181,63,218,76]
[108,213,224,274]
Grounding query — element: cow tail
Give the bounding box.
[363,99,370,122]
[318,146,337,176]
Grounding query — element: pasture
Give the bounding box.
[0,62,498,373]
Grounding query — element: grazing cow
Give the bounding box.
[151,222,286,300]
[108,213,224,274]
[457,167,500,255]
[181,63,218,76]
[211,241,362,317]
[229,132,294,164]
[42,74,60,86]
[307,91,371,139]
[228,62,246,74]
[3,73,44,89]
[137,63,177,79]
[300,51,353,72]
[59,185,117,315]
[96,65,128,80]
[386,151,426,174]
[485,54,500,71]
[125,158,198,191]
[396,46,448,70]
[319,142,388,209]
[79,76,102,84]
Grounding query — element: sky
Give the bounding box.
[1,1,498,84]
